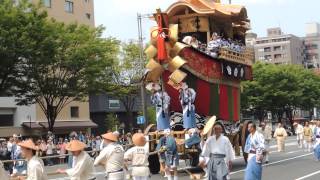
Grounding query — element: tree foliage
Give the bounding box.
[0,0,119,131]
[241,62,320,123]
[107,41,145,131]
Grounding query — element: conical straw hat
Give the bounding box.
[101,132,118,142]
[66,140,86,152]
[203,116,216,135]
[132,133,146,146]
[18,139,37,150]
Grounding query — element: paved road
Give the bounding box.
[47,136,320,180]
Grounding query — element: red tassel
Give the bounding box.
[156,14,167,63]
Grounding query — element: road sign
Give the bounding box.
[137,116,145,125]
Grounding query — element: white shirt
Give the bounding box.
[66,151,94,180]
[201,135,235,162]
[7,142,13,152]
[0,161,8,180]
[94,143,124,174]
[27,156,47,180]
[258,125,272,141]
[296,124,304,135]
[124,146,149,177]
[245,131,265,161]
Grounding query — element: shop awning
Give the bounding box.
[22,120,98,129]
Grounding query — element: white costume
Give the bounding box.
[258,125,272,162]
[295,124,304,148]
[201,135,235,179]
[179,86,197,129]
[94,143,124,180]
[66,151,94,180]
[0,161,8,180]
[124,146,150,180]
[26,156,47,180]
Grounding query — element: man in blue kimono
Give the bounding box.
[151,87,171,130]
[244,122,265,180]
[179,82,196,129]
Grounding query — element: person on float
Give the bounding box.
[303,121,313,152]
[56,140,94,180]
[124,133,150,180]
[156,129,179,180]
[313,121,320,161]
[273,122,287,152]
[258,122,272,163]
[179,82,196,129]
[17,139,47,180]
[150,83,171,130]
[244,122,265,180]
[293,122,304,148]
[199,118,235,180]
[94,132,124,180]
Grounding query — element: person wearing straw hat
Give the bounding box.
[17,139,47,180]
[199,119,235,180]
[94,132,124,180]
[150,83,171,130]
[0,160,9,180]
[124,133,150,180]
[156,129,179,180]
[56,140,94,180]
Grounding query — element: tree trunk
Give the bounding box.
[46,104,57,133]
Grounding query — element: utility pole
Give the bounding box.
[137,13,152,128]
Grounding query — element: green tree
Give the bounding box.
[105,113,120,132]
[11,2,119,132]
[107,41,145,131]
[241,62,320,124]
[0,0,46,95]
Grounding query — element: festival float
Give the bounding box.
[142,0,254,174]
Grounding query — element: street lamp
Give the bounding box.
[137,13,153,128]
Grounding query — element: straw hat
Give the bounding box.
[18,139,37,150]
[203,116,217,135]
[132,133,146,146]
[101,132,118,142]
[66,140,86,152]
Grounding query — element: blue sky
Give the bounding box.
[94,0,319,41]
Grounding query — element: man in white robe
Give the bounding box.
[273,123,287,152]
[258,122,272,163]
[199,124,235,180]
[17,139,47,180]
[94,132,124,180]
[293,122,304,148]
[56,140,94,180]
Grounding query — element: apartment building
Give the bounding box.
[252,28,305,65]
[304,23,320,68]
[0,0,96,137]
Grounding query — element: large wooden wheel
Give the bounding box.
[241,120,252,163]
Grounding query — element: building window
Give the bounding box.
[65,1,74,13]
[274,54,282,59]
[0,114,14,127]
[70,106,79,118]
[109,100,120,109]
[264,55,272,61]
[86,13,91,19]
[85,0,90,3]
[264,47,271,52]
[273,46,281,51]
[43,0,51,8]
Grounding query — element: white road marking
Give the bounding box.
[230,153,313,175]
[295,170,320,180]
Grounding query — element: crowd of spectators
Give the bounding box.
[0,130,136,176]
[182,33,246,58]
